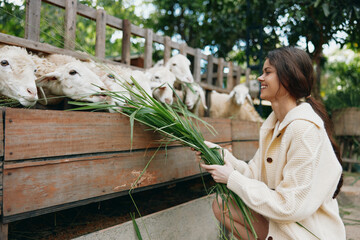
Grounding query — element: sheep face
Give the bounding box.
[229,84,251,105]
[0,46,38,107]
[129,70,152,98]
[36,62,107,103]
[149,67,176,105]
[185,83,207,110]
[166,55,194,83]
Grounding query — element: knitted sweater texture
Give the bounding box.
[227,103,346,240]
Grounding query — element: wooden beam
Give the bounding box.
[25,0,41,42]
[217,58,224,88]
[64,0,77,50]
[95,8,106,59]
[206,55,214,85]
[227,61,234,90]
[164,36,171,64]
[121,19,131,65]
[179,43,187,55]
[144,28,153,69]
[0,223,8,240]
[193,48,201,83]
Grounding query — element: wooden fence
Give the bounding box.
[0,1,255,239]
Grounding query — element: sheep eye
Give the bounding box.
[172,63,176,66]
[1,60,9,66]
[155,76,160,79]
[69,70,78,75]
[108,74,115,79]
[34,69,37,73]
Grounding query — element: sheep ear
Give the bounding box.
[246,94,254,105]
[199,89,208,110]
[35,72,61,87]
[228,90,235,101]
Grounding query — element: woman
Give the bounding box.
[198,47,345,240]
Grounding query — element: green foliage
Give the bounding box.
[0,0,25,37]
[324,56,360,113]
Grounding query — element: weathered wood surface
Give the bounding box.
[4,108,231,161]
[232,141,259,161]
[231,120,261,140]
[2,146,200,217]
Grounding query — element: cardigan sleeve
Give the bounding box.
[227,120,342,223]
[225,148,261,180]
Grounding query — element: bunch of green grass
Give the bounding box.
[70,77,257,239]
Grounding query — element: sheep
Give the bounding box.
[209,84,263,122]
[0,45,38,107]
[146,66,176,105]
[33,54,107,105]
[154,54,194,84]
[183,83,207,117]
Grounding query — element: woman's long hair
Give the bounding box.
[267,46,343,198]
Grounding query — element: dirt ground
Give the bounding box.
[8,175,215,240]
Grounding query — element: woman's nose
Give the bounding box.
[257,74,264,82]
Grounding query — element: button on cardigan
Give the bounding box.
[226,103,346,240]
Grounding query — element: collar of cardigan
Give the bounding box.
[260,103,324,132]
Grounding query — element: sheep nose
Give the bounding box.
[27,88,37,97]
[165,98,172,104]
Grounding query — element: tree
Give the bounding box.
[274,0,360,99]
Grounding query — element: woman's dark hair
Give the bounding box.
[267,46,343,198]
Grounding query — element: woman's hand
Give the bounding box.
[191,140,235,184]
[200,158,234,184]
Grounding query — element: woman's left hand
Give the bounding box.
[200,158,234,184]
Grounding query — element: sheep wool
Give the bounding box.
[226,103,346,240]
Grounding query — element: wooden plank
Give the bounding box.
[3,108,231,161]
[2,146,201,217]
[193,48,201,83]
[179,43,187,55]
[144,28,153,69]
[0,223,8,240]
[235,66,242,86]
[106,15,122,30]
[25,0,41,42]
[121,19,131,65]
[199,82,230,94]
[232,141,259,161]
[64,0,77,50]
[95,8,107,59]
[164,36,171,64]
[206,55,214,85]
[227,62,234,90]
[231,120,261,141]
[217,58,224,88]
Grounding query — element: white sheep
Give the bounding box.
[209,84,263,122]
[154,54,194,83]
[33,54,107,104]
[0,45,38,107]
[146,66,176,105]
[184,83,207,116]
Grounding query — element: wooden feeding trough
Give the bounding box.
[0,0,261,238]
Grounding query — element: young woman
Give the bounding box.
[198,47,345,240]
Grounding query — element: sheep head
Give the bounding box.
[229,84,252,106]
[185,83,207,110]
[35,62,107,103]
[148,67,176,105]
[166,54,194,83]
[0,46,38,107]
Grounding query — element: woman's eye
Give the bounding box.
[69,70,78,75]
[1,60,9,66]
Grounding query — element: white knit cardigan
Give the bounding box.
[227,103,346,240]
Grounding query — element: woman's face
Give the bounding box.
[257,59,288,103]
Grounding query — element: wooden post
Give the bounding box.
[245,67,251,83]
[164,36,171,65]
[95,8,106,59]
[179,43,187,55]
[227,61,234,90]
[64,0,77,50]
[121,19,131,66]
[0,223,8,240]
[217,58,224,88]
[206,55,214,85]
[144,28,153,69]
[25,0,41,42]
[235,66,242,86]
[193,48,201,83]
